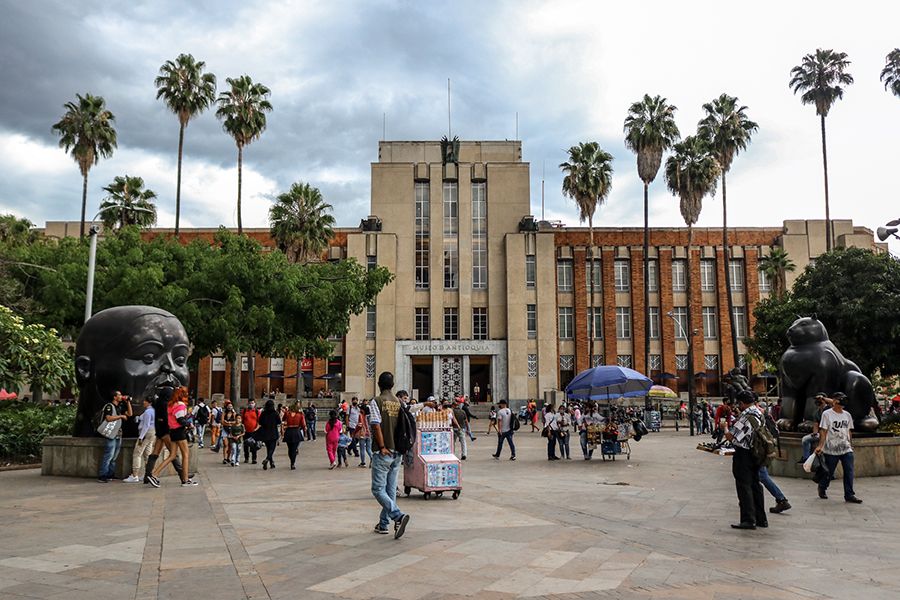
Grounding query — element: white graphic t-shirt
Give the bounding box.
[819,408,854,455]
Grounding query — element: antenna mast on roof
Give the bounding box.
[447,78,452,139]
[382,113,386,141]
[515,112,518,140]
[541,160,545,221]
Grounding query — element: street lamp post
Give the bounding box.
[667,310,697,436]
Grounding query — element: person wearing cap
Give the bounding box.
[815,392,862,503]
[724,390,767,529]
[799,393,832,463]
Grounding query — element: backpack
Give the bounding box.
[213,407,222,424]
[195,405,210,425]
[747,413,778,468]
[394,403,417,454]
[510,411,521,431]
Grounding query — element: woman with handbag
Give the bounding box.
[150,386,197,487]
[257,399,282,470]
[282,401,306,470]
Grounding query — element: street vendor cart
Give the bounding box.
[403,409,462,500]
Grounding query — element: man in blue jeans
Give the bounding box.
[815,393,863,503]
[98,391,131,482]
[492,399,516,460]
[368,372,410,539]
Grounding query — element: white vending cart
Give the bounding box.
[402,410,462,500]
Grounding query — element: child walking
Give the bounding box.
[337,430,351,468]
[325,409,342,469]
[229,415,245,466]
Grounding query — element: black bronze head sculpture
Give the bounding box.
[73,306,190,436]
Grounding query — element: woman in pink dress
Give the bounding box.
[324,409,342,469]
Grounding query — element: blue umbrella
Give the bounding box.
[565,365,653,401]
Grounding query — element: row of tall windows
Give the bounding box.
[443,182,458,289]
[472,182,487,289]
[413,308,489,341]
[415,182,429,289]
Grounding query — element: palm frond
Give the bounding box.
[155,53,217,127]
[216,75,273,148]
[881,48,900,99]
[697,93,758,173]
[268,182,336,262]
[789,48,854,117]
[51,93,117,176]
[664,136,720,227]
[99,175,158,229]
[623,94,680,184]
[560,142,614,226]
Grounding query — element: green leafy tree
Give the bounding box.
[155,53,217,238]
[269,182,336,263]
[216,76,273,235]
[881,48,900,99]
[0,305,74,402]
[99,175,158,230]
[624,94,680,371]
[697,93,758,368]
[560,142,614,361]
[757,247,796,299]
[51,93,117,238]
[665,135,720,433]
[789,49,853,252]
[748,248,900,378]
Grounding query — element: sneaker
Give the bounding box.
[510,456,516,461]
[122,474,140,483]
[373,525,389,535]
[845,496,863,504]
[769,499,792,513]
[223,459,228,464]
[492,454,500,460]
[818,489,828,499]
[251,460,257,465]
[148,475,160,488]
[181,479,199,487]
[358,463,367,468]
[461,456,467,460]
[329,463,336,470]
[394,514,410,539]
[97,478,109,483]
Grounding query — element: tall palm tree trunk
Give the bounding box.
[820,114,832,252]
[175,122,185,238]
[237,145,244,235]
[80,172,89,238]
[686,225,695,436]
[643,183,650,374]
[721,173,739,370]
[588,219,595,363]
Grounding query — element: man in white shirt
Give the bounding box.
[543,405,560,461]
[125,397,154,483]
[492,400,516,460]
[815,392,862,503]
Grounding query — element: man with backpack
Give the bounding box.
[368,372,411,539]
[724,390,768,530]
[192,398,211,448]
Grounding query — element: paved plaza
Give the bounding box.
[1,431,898,600]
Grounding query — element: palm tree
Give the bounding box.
[758,247,796,299]
[665,135,720,435]
[269,182,336,262]
[99,175,158,230]
[789,49,853,252]
[880,48,900,99]
[560,142,614,363]
[624,94,680,372]
[215,75,273,235]
[697,93,758,370]
[51,94,117,238]
[155,53,217,238]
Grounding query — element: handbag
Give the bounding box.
[95,404,122,439]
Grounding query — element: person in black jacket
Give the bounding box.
[257,399,282,470]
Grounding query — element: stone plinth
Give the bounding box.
[42,436,198,478]
[769,433,900,478]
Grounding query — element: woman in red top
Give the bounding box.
[151,386,196,487]
[282,401,307,470]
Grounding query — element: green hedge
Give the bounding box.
[0,402,76,462]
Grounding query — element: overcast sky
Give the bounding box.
[1,1,898,250]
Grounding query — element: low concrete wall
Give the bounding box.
[769,434,900,478]
[42,436,197,479]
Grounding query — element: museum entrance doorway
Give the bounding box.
[412,356,433,400]
[469,356,491,402]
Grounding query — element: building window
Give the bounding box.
[702,306,717,339]
[560,355,575,370]
[649,307,660,339]
[675,354,688,370]
[729,259,744,291]
[415,182,429,289]
[586,258,602,291]
[700,259,715,292]
[672,260,686,292]
[473,308,488,340]
[649,354,662,371]
[614,260,630,291]
[415,308,429,341]
[616,307,631,339]
[527,354,537,378]
[738,354,748,369]
[733,306,747,339]
[672,306,688,339]
[443,182,458,289]
[759,269,772,293]
[365,354,376,379]
[366,305,376,339]
[525,255,536,289]
[367,255,377,271]
[647,259,658,292]
[444,308,459,340]
[704,354,719,370]
[617,355,633,369]
[557,260,573,292]
[588,307,603,339]
[526,304,537,339]
[558,307,574,339]
[472,181,487,289]
[591,355,603,367]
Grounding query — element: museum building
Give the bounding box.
[44,139,885,403]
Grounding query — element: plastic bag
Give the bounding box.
[802,453,816,473]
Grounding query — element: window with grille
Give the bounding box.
[366,305,376,339]
[704,354,719,370]
[527,304,537,339]
[733,306,747,339]
[415,182,429,289]
[444,308,459,340]
[527,354,537,378]
[443,182,458,289]
[649,307,660,339]
[557,260,573,292]
[702,307,717,339]
[365,354,376,379]
[591,355,603,367]
[559,355,574,370]
[586,258,602,291]
[738,354,748,369]
[558,307,574,339]
[617,355,633,368]
[649,354,662,371]
[614,260,630,291]
[672,306,688,339]
[472,182,487,289]
[672,260,687,292]
[525,255,536,289]
[415,308,429,341]
[616,307,631,339]
[473,308,488,340]
[647,259,658,292]
[729,259,744,291]
[700,259,716,291]
[675,354,688,370]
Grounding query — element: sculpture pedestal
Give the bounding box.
[41,436,198,479]
[768,433,900,478]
